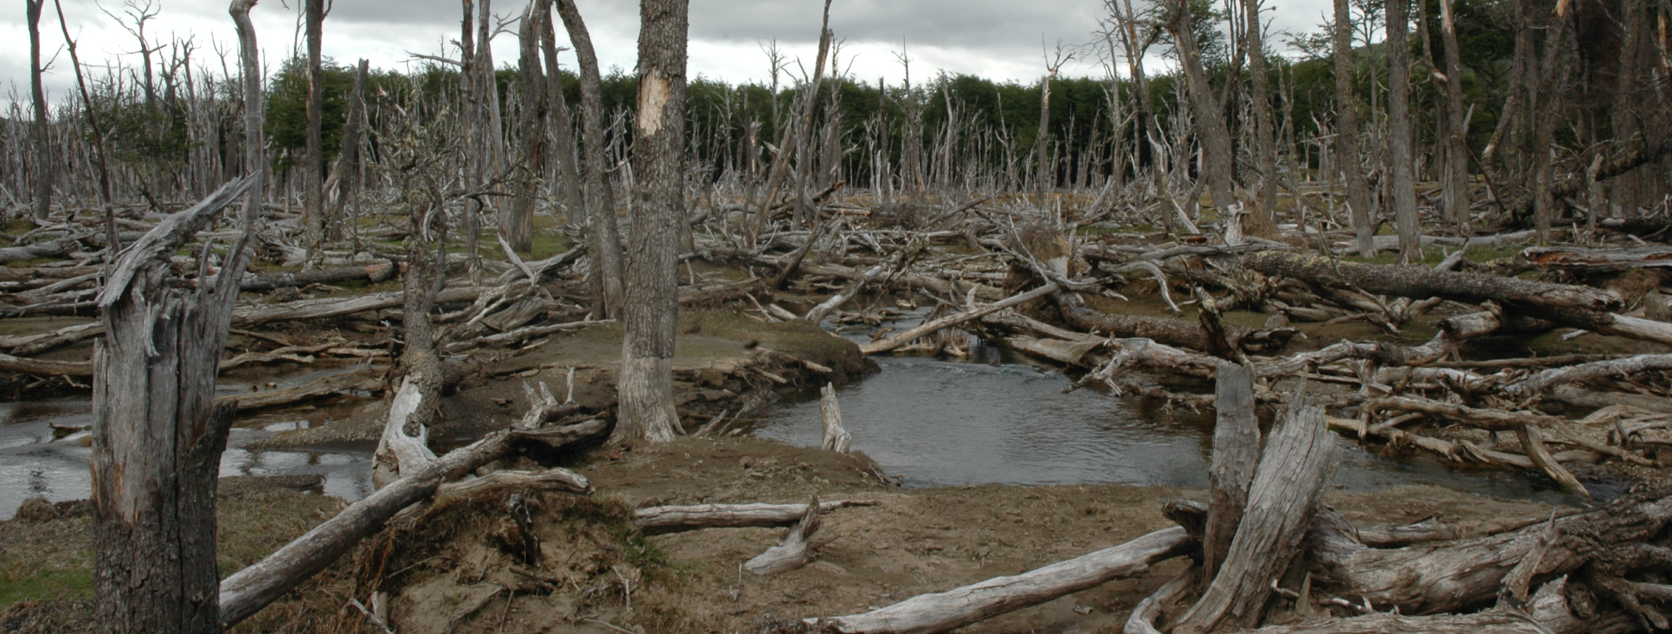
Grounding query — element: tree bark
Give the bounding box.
[633,500,876,535]
[1438,0,1471,229]
[1244,0,1279,230]
[1241,252,1623,312]
[1531,0,1572,244]
[538,2,584,220]
[1333,0,1376,255]
[26,0,53,223]
[92,175,258,634]
[328,59,368,239]
[553,0,625,318]
[614,0,689,444]
[303,0,325,246]
[1165,0,1238,212]
[505,4,545,253]
[1173,388,1332,633]
[1386,0,1421,262]
[1204,362,1260,582]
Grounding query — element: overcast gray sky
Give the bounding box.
[2,0,1342,107]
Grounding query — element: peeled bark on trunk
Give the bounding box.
[372,379,440,490]
[553,0,625,318]
[809,527,1192,634]
[1204,362,1260,582]
[614,0,688,444]
[93,175,258,634]
[1386,0,1421,263]
[1173,388,1333,634]
[1241,252,1623,312]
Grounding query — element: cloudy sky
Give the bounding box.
[2,0,1343,107]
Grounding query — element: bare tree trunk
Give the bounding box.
[1532,0,1572,244]
[93,175,258,633]
[26,0,53,223]
[1035,65,1058,203]
[615,0,689,444]
[1386,0,1421,262]
[1334,0,1376,255]
[504,3,544,254]
[1165,0,1237,212]
[1438,0,1471,230]
[1244,0,1279,230]
[303,0,325,246]
[53,0,119,249]
[1203,362,1260,582]
[538,2,583,220]
[554,0,625,317]
[329,60,368,241]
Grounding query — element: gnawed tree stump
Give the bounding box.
[744,497,823,575]
[1173,387,1333,634]
[820,383,852,453]
[807,527,1192,634]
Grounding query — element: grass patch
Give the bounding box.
[0,557,93,608]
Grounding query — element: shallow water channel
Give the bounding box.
[1,317,1592,520]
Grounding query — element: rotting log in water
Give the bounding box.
[806,526,1192,634]
[744,497,823,575]
[633,500,877,535]
[860,283,1058,354]
[1173,388,1333,634]
[216,419,603,627]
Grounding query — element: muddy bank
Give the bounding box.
[0,435,1558,634]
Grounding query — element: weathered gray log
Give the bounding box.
[1503,353,1672,399]
[216,369,382,411]
[1006,335,1103,366]
[1254,310,1501,377]
[860,283,1058,354]
[806,262,886,325]
[1242,252,1623,312]
[229,285,482,326]
[744,497,822,575]
[1174,388,1333,634]
[0,236,77,264]
[1522,245,1672,271]
[1304,486,1672,616]
[0,351,93,376]
[1204,362,1260,582]
[217,421,601,627]
[372,378,440,490]
[1516,425,1590,500]
[820,383,852,453]
[434,467,590,499]
[1124,571,1194,634]
[239,260,394,292]
[0,321,103,356]
[1055,292,1295,353]
[808,526,1192,634]
[1244,576,1633,633]
[633,500,876,535]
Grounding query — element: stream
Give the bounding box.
[1,317,1600,520]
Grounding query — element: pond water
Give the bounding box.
[0,317,1602,520]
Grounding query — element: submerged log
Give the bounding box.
[744,497,823,575]
[1174,388,1333,634]
[808,526,1192,634]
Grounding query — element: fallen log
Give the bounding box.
[860,283,1058,354]
[215,369,383,411]
[0,236,79,264]
[1503,353,1672,400]
[0,351,93,376]
[1243,577,1631,633]
[372,378,440,490]
[230,285,483,326]
[744,497,822,575]
[1242,252,1623,313]
[1123,571,1194,634]
[239,260,395,292]
[807,526,1192,634]
[0,321,102,356]
[1174,388,1333,634]
[1056,292,1295,354]
[1006,335,1103,366]
[216,420,602,627]
[633,500,877,535]
[1304,486,1672,616]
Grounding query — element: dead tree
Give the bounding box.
[1243,0,1279,229]
[52,0,119,248]
[92,175,258,633]
[504,3,545,253]
[1330,0,1375,255]
[328,59,369,239]
[1164,0,1237,213]
[537,1,583,219]
[553,0,625,317]
[1203,362,1259,581]
[1387,0,1420,262]
[615,0,689,443]
[26,0,53,223]
[303,0,325,245]
[1437,0,1470,228]
[1531,0,1573,244]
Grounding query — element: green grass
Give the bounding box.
[0,560,93,608]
